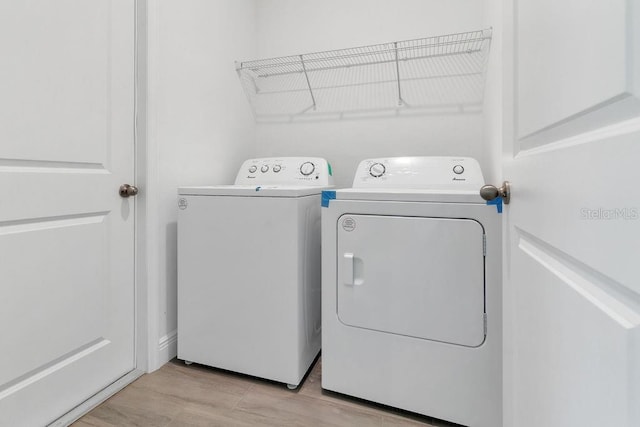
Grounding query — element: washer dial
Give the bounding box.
[369,162,386,178]
[300,162,315,176]
[248,165,257,173]
[273,165,282,173]
[453,165,464,174]
[260,165,269,173]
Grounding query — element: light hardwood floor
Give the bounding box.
[73,357,461,427]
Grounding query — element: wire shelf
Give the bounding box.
[236,28,492,122]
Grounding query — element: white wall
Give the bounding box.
[144,0,498,370]
[482,0,503,185]
[253,0,487,187]
[146,0,257,370]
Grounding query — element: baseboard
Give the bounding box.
[48,369,144,427]
[157,329,178,366]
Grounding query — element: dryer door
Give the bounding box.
[336,215,485,347]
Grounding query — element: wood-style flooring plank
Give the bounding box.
[73,358,451,427]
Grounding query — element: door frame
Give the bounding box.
[500,0,516,424]
[134,0,151,375]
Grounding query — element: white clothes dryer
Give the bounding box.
[321,157,501,427]
[178,157,333,389]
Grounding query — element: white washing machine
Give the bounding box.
[178,157,333,389]
[321,157,501,427]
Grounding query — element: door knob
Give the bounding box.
[119,184,139,198]
[480,181,510,204]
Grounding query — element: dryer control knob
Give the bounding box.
[273,165,282,173]
[369,162,386,178]
[300,162,315,176]
[261,165,269,173]
[249,165,257,173]
[453,165,464,174]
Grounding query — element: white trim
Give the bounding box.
[47,370,144,427]
[144,0,163,373]
[501,0,516,425]
[134,0,152,374]
[158,330,178,365]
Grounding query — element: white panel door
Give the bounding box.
[503,1,640,426]
[336,215,486,347]
[0,1,136,426]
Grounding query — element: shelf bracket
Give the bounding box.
[300,55,317,111]
[394,42,404,106]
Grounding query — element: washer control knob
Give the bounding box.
[260,165,269,173]
[369,162,386,178]
[300,162,315,176]
[453,165,464,174]
[248,165,257,173]
[273,165,282,173]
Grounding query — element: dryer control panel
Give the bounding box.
[352,157,484,189]
[235,157,334,186]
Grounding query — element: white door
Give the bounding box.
[0,1,136,425]
[503,1,640,426]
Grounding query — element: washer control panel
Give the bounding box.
[353,157,484,189]
[235,157,334,186]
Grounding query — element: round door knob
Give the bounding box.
[480,185,499,200]
[479,181,510,205]
[119,184,139,198]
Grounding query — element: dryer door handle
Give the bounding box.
[341,252,354,286]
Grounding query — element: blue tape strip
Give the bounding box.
[321,190,336,208]
[486,196,503,213]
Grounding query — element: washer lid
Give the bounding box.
[178,185,330,197]
[332,188,484,204]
